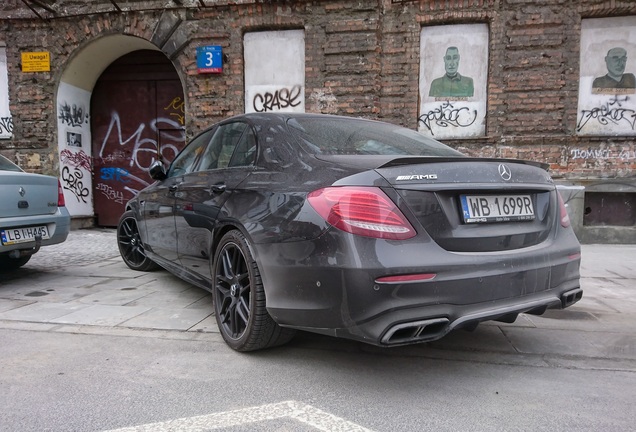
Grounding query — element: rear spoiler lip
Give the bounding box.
[376,156,549,171]
[313,154,550,171]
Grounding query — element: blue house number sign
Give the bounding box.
[197,46,223,74]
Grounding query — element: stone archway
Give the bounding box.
[91,49,185,226]
[55,34,185,227]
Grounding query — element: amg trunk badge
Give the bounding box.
[396,174,438,181]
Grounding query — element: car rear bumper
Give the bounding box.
[335,285,581,346]
[254,229,582,346]
[0,207,71,253]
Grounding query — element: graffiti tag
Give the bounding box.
[96,183,125,204]
[100,167,130,183]
[571,148,636,161]
[577,96,636,132]
[253,85,302,112]
[0,116,13,135]
[60,149,92,171]
[164,96,185,125]
[98,112,183,170]
[61,166,90,203]
[59,102,88,128]
[418,101,477,135]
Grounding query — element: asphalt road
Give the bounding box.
[1,326,635,432]
[0,230,635,431]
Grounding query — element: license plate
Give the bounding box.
[1,225,51,245]
[460,194,535,223]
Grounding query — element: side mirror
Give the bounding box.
[149,160,167,181]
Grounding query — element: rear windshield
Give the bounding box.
[0,154,23,172]
[287,117,464,157]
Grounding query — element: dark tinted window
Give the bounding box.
[229,127,257,167]
[287,117,464,157]
[200,122,256,170]
[167,129,215,177]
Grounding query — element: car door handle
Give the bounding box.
[210,182,227,194]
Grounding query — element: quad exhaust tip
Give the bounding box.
[561,288,583,308]
[381,317,449,345]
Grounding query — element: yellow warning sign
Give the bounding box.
[21,52,51,72]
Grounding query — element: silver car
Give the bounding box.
[0,154,71,271]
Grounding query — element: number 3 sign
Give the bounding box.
[196,46,223,74]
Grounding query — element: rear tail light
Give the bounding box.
[557,191,570,228]
[57,180,66,207]
[307,186,416,240]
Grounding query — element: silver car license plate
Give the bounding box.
[1,225,51,245]
[460,194,535,223]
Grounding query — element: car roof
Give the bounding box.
[223,112,381,126]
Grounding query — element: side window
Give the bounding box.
[229,127,257,167]
[200,122,249,170]
[167,129,215,177]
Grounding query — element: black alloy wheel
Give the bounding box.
[213,230,295,351]
[117,210,159,272]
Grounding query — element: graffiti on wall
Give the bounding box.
[99,166,149,197]
[163,96,185,125]
[56,82,94,216]
[419,24,488,139]
[578,17,636,136]
[98,111,183,171]
[59,101,89,128]
[570,147,636,161]
[61,165,90,203]
[96,165,142,204]
[95,111,184,196]
[577,95,636,132]
[60,148,91,171]
[0,117,12,136]
[0,47,12,139]
[418,101,478,136]
[96,183,125,204]
[244,30,305,114]
[59,146,92,203]
[252,85,303,112]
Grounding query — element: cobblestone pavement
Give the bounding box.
[29,228,119,269]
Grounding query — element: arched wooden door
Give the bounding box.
[91,50,186,226]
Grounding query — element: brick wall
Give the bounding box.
[0,0,634,181]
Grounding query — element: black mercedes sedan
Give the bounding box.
[117,113,582,351]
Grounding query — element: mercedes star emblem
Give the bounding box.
[498,164,512,181]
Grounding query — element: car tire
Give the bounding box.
[117,210,160,272]
[212,229,296,352]
[0,254,31,271]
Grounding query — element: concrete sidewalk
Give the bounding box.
[0,229,635,366]
[0,229,216,333]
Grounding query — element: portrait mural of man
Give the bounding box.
[428,46,475,98]
[419,24,487,139]
[592,47,636,94]
[578,17,636,136]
